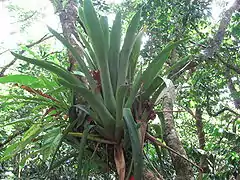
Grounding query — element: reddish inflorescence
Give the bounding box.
[148,110,156,120]
[129,175,135,180]
[87,116,93,123]
[143,100,156,120]
[90,70,102,92]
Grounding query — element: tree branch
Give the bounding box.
[169,0,240,80]
[218,54,240,74]
[207,106,240,117]
[0,34,53,76]
[177,104,197,120]
[146,133,203,172]
[10,11,37,24]
[0,49,9,56]
[226,69,240,109]
[0,127,28,149]
[68,132,117,145]
[204,0,240,57]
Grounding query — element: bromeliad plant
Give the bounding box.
[8,0,188,178]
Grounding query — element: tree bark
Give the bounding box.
[205,0,240,57]
[169,0,240,79]
[227,74,240,109]
[195,108,205,149]
[162,96,194,180]
[57,0,84,71]
[195,107,209,179]
[55,0,85,106]
[142,168,164,180]
[226,71,240,180]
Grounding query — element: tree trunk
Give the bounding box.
[58,0,84,71]
[195,108,205,150]
[195,107,208,179]
[56,0,85,105]
[226,72,240,180]
[227,74,240,109]
[162,96,194,180]
[142,168,164,180]
[205,0,240,57]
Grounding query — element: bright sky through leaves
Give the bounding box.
[0,0,235,68]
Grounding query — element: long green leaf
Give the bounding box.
[125,70,142,108]
[142,38,189,90]
[77,123,92,179]
[125,39,189,108]
[78,6,98,68]
[151,81,167,104]
[48,27,97,92]
[83,0,116,114]
[78,30,97,68]
[11,52,83,87]
[108,12,121,93]
[0,75,42,88]
[0,142,20,162]
[128,30,143,82]
[118,9,141,87]
[115,84,128,142]
[1,124,42,162]
[142,76,164,100]
[100,16,110,53]
[1,95,55,104]
[21,124,42,142]
[1,118,31,127]
[41,127,62,161]
[123,108,143,179]
[78,7,88,33]
[0,74,58,89]
[58,78,115,137]
[165,55,191,76]
[78,7,98,68]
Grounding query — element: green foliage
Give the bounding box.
[1,0,187,178]
[1,0,240,179]
[123,108,143,179]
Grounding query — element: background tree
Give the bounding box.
[0,0,240,179]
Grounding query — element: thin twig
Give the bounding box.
[68,132,117,145]
[0,34,53,76]
[144,152,164,179]
[176,104,197,120]
[0,127,29,149]
[0,49,9,56]
[207,106,240,117]
[146,133,203,172]
[90,142,100,160]
[10,11,37,24]
[204,0,240,57]
[218,54,240,74]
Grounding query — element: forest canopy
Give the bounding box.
[0,0,240,179]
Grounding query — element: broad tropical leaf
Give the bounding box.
[0,74,56,89]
